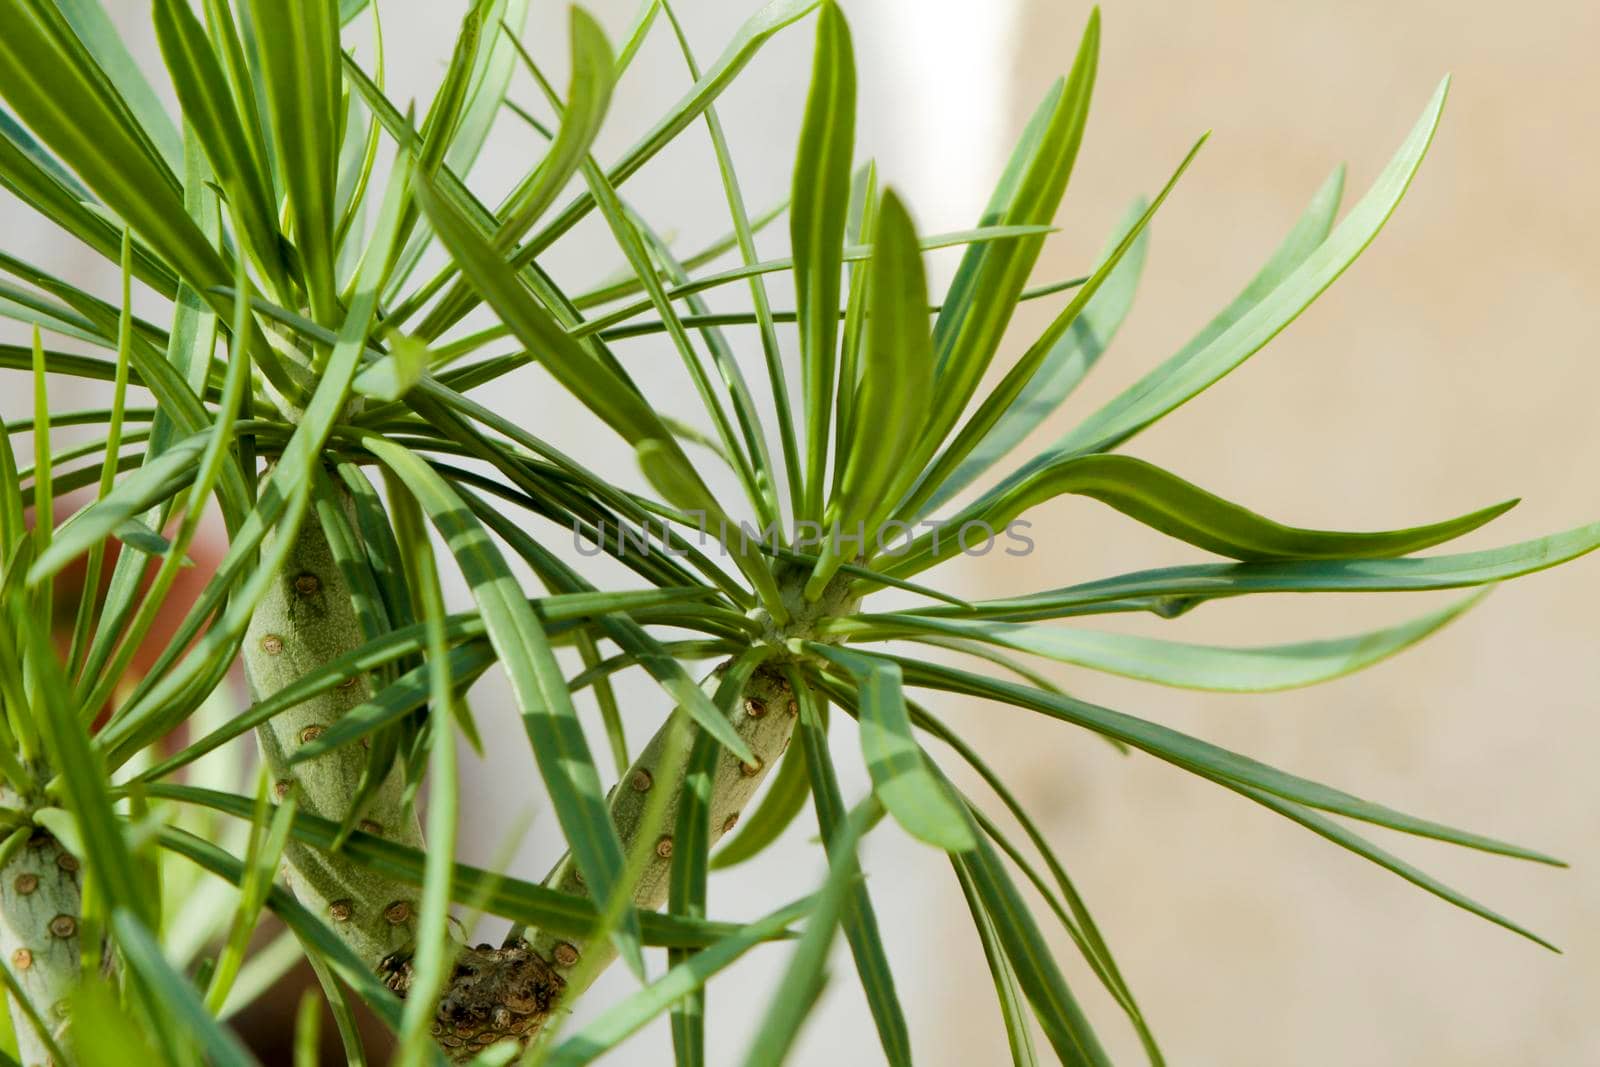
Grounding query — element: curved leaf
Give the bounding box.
[918,10,1099,470]
[808,644,975,852]
[440,5,613,301]
[928,521,1600,621]
[857,591,1486,692]
[896,656,1563,866]
[907,132,1208,522]
[887,452,1515,577]
[27,434,204,583]
[1032,81,1445,467]
[919,197,1150,516]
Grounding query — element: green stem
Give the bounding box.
[375,662,805,1061]
[243,479,577,1062]
[532,664,798,977]
[0,830,82,1066]
[245,506,846,1060]
[241,485,424,970]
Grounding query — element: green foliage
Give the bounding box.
[0,1,1588,1063]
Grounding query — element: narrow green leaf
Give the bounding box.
[304,954,377,1067]
[0,103,89,197]
[54,0,185,170]
[831,162,877,477]
[919,10,1099,467]
[809,644,974,851]
[293,991,322,1067]
[807,188,931,596]
[925,522,1600,621]
[200,0,280,210]
[457,0,531,168]
[954,835,1110,1067]
[361,434,642,973]
[540,897,812,1067]
[0,105,177,296]
[1050,84,1445,460]
[152,0,288,291]
[29,327,51,600]
[910,703,1158,1060]
[396,515,460,1066]
[896,656,1564,865]
[856,591,1486,692]
[1228,781,1557,950]
[0,409,24,554]
[792,0,856,522]
[152,786,755,948]
[24,623,151,925]
[204,779,296,1013]
[788,668,912,1067]
[247,0,341,319]
[885,453,1517,578]
[667,717,722,1067]
[952,861,1040,1067]
[741,798,878,1067]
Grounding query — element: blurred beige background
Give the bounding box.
[4,0,1599,1063]
[962,2,1600,1065]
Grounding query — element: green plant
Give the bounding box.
[0,0,1590,1063]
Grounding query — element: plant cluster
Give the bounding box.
[0,0,1590,1064]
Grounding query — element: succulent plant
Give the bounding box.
[0,0,1590,1063]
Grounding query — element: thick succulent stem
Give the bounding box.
[0,830,83,1066]
[531,663,797,976]
[399,565,863,1058]
[250,518,848,1059]
[241,487,424,968]
[387,663,801,1059]
[245,482,569,1058]
[412,566,864,1049]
